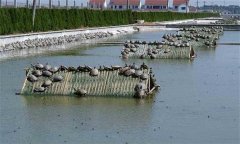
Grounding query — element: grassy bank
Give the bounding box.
[0,8,219,35]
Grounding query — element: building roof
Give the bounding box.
[173,0,189,6]
[145,0,168,6]
[110,0,141,5]
[89,0,106,5]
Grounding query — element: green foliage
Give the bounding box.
[0,8,219,35]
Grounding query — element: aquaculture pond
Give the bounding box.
[0,30,239,144]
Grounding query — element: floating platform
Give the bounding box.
[21,63,159,98]
[122,44,195,59]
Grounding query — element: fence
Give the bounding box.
[0,0,86,9]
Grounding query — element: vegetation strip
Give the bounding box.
[0,8,219,35]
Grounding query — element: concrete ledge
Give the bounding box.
[0,24,136,47]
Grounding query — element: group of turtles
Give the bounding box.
[1,30,129,52]
[121,26,223,59]
[27,63,64,93]
[25,62,156,98]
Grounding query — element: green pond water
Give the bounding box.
[0,30,239,144]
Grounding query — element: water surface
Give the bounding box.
[0,30,239,144]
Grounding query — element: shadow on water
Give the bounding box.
[21,95,156,107]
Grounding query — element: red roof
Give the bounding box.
[89,0,106,5]
[173,0,189,6]
[145,0,168,6]
[110,0,141,5]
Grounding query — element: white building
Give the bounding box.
[109,0,142,10]
[173,0,189,13]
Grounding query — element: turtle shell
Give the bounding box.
[75,89,87,96]
[34,63,44,69]
[42,80,52,87]
[34,87,45,93]
[53,75,63,82]
[90,68,99,76]
[140,73,148,80]
[43,64,51,71]
[124,69,135,77]
[42,71,53,77]
[27,74,38,82]
[32,70,42,77]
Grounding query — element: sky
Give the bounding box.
[3,0,240,7]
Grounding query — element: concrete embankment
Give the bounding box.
[0,25,137,60]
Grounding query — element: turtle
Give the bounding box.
[42,70,53,77]
[140,62,148,69]
[124,69,135,77]
[140,73,148,80]
[135,90,147,99]
[84,65,93,71]
[68,66,77,72]
[49,66,59,73]
[34,63,44,69]
[59,65,68,71]
[119,67,130,75]
[77,66,85,72]
[52,75,63,82]
[130,48,137,53]
[34,87,45,93]
[103,65,112,71]
[27,74,38,82]
[134,83,146,92]
[90,68,99,76]
[134,70,143,77]
[122,54,128,59]
[150,54,156,59]
[43,64,52,71]
[98,66,104,71]
[32,70,42,77]
[111,65,122,70]
[42,80,52,87]
[74,88,87,96]
[130,63,139,70]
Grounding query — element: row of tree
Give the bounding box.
[0,8,219,35]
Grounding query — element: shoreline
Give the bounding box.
[0,18,234,60]
[0,25,138,60]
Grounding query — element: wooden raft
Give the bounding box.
[21,69,152,97]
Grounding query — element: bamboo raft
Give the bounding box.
[21,63,159,98]
[123,44,195,59]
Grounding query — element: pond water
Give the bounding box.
[0,30,239,144]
